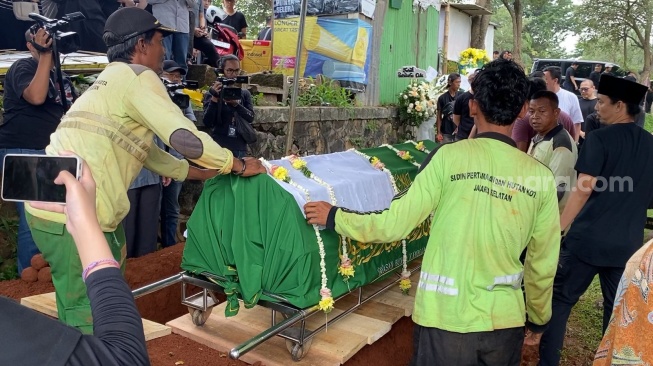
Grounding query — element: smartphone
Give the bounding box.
[1,154,82,203]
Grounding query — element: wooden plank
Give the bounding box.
[167,310,341,366]
[230,304,385,345]
[206,303,368,364]
[20,292,171,341]
[374,289,416,316]
[142,319,172,341]
[333,295,405,324]
[20,291,58,318]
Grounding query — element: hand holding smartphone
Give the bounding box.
[1,154,83,204]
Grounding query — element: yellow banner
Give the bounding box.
[271,17,372,84]
[240,40,272,73]
[271,18,315,76]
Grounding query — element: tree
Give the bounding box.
[577,0,653,82]
[500,0,524,64]
[469,0,493,49]
[523,0,576,60]
[210,0,270,38]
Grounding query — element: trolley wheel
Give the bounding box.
[285,338,313,362]
[188,307,213,326]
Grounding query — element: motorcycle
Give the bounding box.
[204,5,244,61]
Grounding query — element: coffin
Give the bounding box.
[181,140,438,315]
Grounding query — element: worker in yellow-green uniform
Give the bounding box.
[25,7,266,334]
[305,60,561,366]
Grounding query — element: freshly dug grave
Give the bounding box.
[0,243,589,366]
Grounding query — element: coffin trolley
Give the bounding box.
[132,142,438,361]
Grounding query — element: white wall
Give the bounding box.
[438,8,496,61]
[438,8,472,61]
[484,25,495,55]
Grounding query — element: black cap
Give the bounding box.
[104,7,177,47]
[598,74,647,105]
[163,60,186,75]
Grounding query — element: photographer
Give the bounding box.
[203,54,255,158]
[0,25,76,276]
[24,7,265,333]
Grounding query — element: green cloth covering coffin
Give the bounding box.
[181,141,438,316]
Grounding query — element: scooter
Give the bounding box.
[204,5,244,60]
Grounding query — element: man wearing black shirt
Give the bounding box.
[452,71,477,141]
[0,27,76,276]
[221,0,248,38]
[588,64,602,89]
[562,62,579,93]
[538,75,653,366]
[257,16,272,41]
[577,79,597,145]
[436,73,462,143]
[203,55,255,158]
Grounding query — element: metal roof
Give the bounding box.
[449,3,492,16]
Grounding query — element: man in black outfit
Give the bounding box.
[562,62,579,93]
[257,16,272,41]
[436,73,462,143]
[221,0,248,38]
[588,64,602,89]
[452,70,478,141]
[0,26,76,276]
[203,54,255,158]
[538,74,653,366]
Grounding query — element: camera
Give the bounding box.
[163,79,199,110]
[28,12,85,55]
[210,75,249,101]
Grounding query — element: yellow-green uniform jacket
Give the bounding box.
[26,62,234,232]
[328,133,561,332]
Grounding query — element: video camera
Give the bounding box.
[163,79,199,110]
[210,75,249,101]
[28,12,84,55]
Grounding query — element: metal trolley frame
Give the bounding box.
[132,261,421,361]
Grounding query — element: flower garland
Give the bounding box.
[349,149,412,294]
[406,140,432,155]
[283,154,338,206]
[399,239,411,294]
[260,158,334,313]
[283,155,353,280]
[381,144,421,168]
[349,148,399,194]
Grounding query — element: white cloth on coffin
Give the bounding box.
[268,151,396,222]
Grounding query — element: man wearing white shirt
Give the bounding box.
[543,66,584,142]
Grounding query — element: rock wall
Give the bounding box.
[195,106,402,160]
[180,106,402,216]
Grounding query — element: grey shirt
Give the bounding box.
[149,0,191,34]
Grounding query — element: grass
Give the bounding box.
[562,278,604,365]
[645,113,653,133]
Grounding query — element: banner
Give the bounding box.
[272,17,373,85]
[240,40,272,73]
[273,0,360,18]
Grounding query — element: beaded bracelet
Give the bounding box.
[82,259,120,282]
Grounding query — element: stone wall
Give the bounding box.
[195,106,402,160]
[179,106,402,217]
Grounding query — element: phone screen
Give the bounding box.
[1,155,79,203]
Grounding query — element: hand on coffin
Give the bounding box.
[304,201,333,226]
[231,157,266,177]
